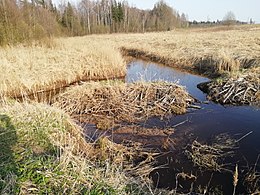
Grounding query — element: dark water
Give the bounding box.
[126,60,260,194]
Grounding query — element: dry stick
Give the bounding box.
[243,87,250,100]
[224,86,236,103]
[189,104,201,109]
[233,88,246,98]
[219,87,230,95]
[236,131,253,143]
[204,173,214,195]
[253,154,260,171]
[173,118,189,128]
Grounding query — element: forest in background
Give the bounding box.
[0,0,189,45]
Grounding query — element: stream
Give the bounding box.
[126,60,260,194]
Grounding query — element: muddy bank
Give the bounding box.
[81,122,179,151]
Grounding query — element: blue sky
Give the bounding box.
[54,0,260,23]
[129,0,260,23]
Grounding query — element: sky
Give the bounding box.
[54,0,260,23]
[130,0,260,23]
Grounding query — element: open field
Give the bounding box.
[115,25,260,76]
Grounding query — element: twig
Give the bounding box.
[236,131,253,143]
[173,118,189,128]
[254,154,260,171]
[189,104,201,109]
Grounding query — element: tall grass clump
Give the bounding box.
[0,102,152,194]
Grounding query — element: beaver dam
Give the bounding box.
[54,59,260,194]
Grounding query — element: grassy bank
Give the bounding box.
[0,101,157,194]
[74,25,259,78]
[0,38,126,98]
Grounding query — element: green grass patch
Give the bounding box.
[0,102,151,194]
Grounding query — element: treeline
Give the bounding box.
[189,11,251,27]
[0,0,188,45]
[75,0,188,34]
[189,20,248,27]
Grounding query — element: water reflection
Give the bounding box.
[126,60,209,101]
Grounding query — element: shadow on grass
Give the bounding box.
[0,114,18,193]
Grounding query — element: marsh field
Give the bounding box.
[1,25,260,194]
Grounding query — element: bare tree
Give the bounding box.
[81,0,93,34]
[223,11,236,26]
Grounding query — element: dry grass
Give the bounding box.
[1,25,259,99]
[54,80,193,123]
[0,38,126,98]
[243,155,260,194]
[0,101,157,194]
[98,25,260,77]
[1,25,259,193]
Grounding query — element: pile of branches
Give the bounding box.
[198,73,260,106]
[54,81,193,122]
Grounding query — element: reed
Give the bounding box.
[117,25,260,77]
[233,164,239,195]
[1,25,259,99]
[0,38,126,98]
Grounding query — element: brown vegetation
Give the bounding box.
[0,38,125,98]
[243,155,260,194]
[115,25,260,77]
[1,25,259,105]
[54,81,193,123]
[185,133,237,171]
